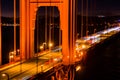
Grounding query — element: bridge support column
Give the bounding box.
[60,0,76,65]
[20,0,38,59]
[0,0,1,65]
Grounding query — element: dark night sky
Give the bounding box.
[77,0,120,16]
[1,0,120,17]
[1,0,19,17]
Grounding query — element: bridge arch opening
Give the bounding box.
[34,6,61,53]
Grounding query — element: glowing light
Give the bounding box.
[2,73,6,77]
[76,65,81,71]
[82,45,86,49]
[17,49,20,52]
[81,52,83,55]
[49,43,53,48]
[40,45,44,50]
[9,55,14,59]
[53,58,57,61]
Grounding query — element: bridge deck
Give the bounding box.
[0,26,120,79]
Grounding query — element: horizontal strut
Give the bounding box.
[30,1,63,3]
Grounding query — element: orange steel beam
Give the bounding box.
[30,0,63,3]
[69,0,76,64]
[14,0,16,58]
[0,0,2,65]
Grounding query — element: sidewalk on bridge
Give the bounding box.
[0,60,25,72]
[0,50,50,72]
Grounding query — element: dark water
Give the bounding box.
[75,33,120,80]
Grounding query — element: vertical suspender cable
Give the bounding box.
[90,0,93,24]
[73,0,75,65]
[14,0,16,58]
[86,0,88,36]
[81,0,83,38]
[36,0,38,74]
[49,0,52,50]
[94,0,96,28]
[52,6,54,47]
[76,0,78,39]
[45,6,47,49]
[59,0,61,51]
[0,0,1,64]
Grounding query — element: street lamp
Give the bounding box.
[49,43,53,47]
[43,42,47,50]
[49,43,53,50]
[17,49,20,55]
[40,45,44,51]
[40,42,47,51]
[1,73,9,80]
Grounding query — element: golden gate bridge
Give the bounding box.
[0,0,120,80]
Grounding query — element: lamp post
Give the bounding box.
[41,65,43,72]
[40,42,47,51]
[86,30,89,37]
[94,29,96,34]
[17,49,20,55]
[9,52,14,63]
[43,42,47,50]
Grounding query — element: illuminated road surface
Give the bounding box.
[0,52,62,80]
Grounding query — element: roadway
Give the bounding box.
[75,26,120,62]
[0,51,62,80]
[76,26,120,51]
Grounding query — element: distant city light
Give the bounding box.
[98,15,105,18]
